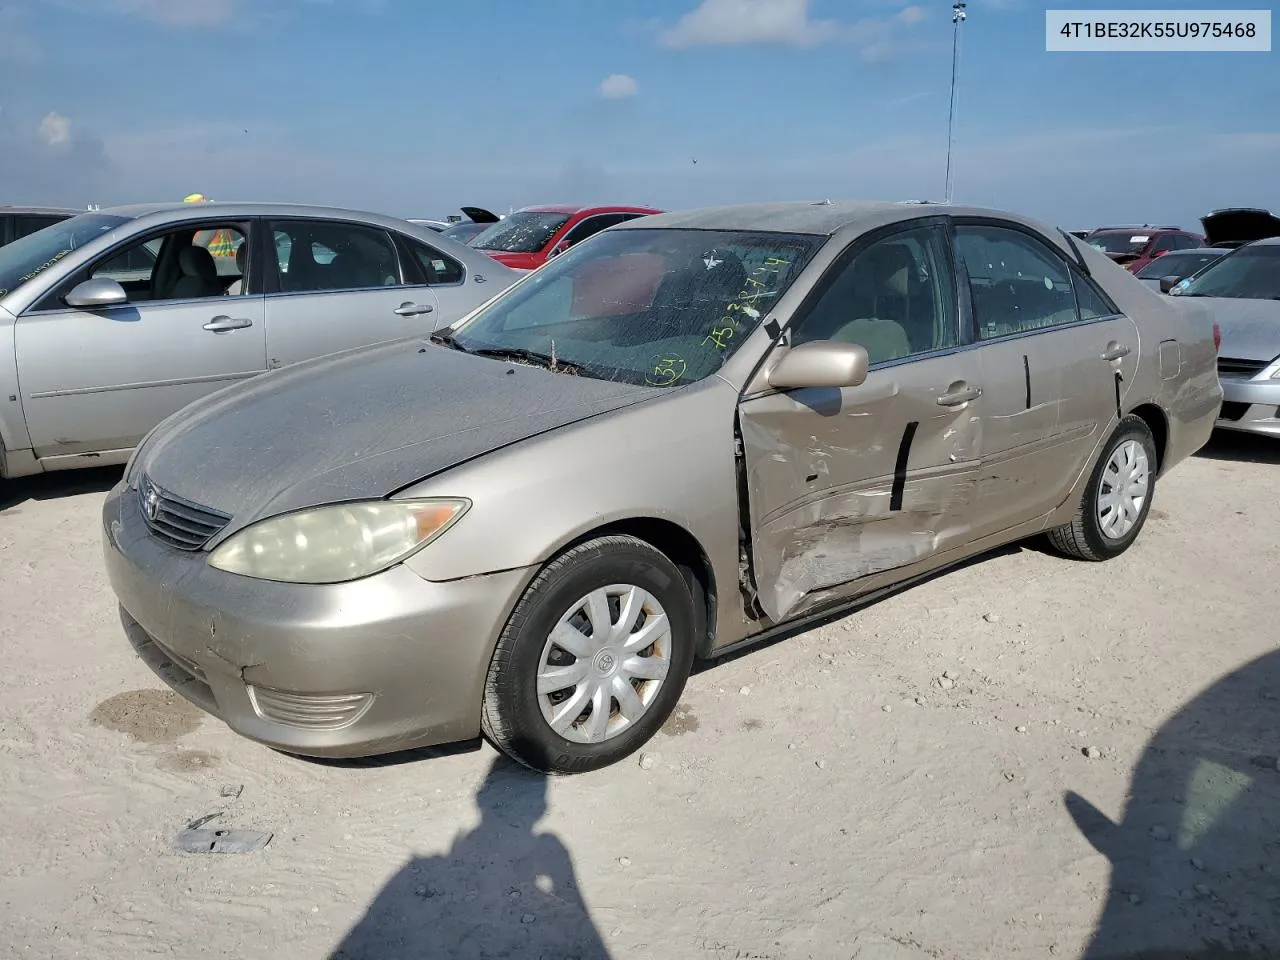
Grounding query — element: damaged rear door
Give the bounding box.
[738,219,985,622]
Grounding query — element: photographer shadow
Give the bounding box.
[1066,650,1280,958]
[330,751,611,960]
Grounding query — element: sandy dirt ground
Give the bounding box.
[1,432,1278,960]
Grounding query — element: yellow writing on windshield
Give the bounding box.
[17,248,71,287]
[644,354,687,387]
[702,256,790,351]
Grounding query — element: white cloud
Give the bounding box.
[897,5,926,25]
[38,112,71,147]
[598,74,640,100]
[660,0,839,48]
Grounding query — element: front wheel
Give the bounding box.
[480,535,696,774]
[1046,414,1157,561]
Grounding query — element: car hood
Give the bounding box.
[1190,297,1280,362]
[134,340,657,536]
[1200,208,1280,247]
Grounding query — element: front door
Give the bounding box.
[263,218,440,368]
[738,220,985,622]
[15,222,266,457]
[952,221,1141,538]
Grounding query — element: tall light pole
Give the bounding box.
[944,0,967,203]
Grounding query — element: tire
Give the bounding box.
[480,535,697,775]
[1046,415,1157,561]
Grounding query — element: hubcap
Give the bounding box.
[536,584,672,744]
[1096,438,1150,540]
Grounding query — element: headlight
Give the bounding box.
[207,498,469,584]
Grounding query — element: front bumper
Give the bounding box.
[102,480,533,758]
[1216,377,1280,438]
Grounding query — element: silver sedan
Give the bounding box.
[0,202,520,479]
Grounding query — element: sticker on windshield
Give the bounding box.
[703,252,724,271]
[1130,235,1150,244]
[1044,275,1053,289]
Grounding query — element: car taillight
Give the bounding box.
[1213,322,1221,353]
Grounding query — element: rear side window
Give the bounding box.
[407,239,464,285]
[1072,271,1117,320]
[955,224,1078,339]
[267,219,402,293]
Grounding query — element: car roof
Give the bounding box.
[79,201,473,239]
[1248,236,1280,247]
[516,203,663,216]
[618,200,1057,237]
[0,205,81,216]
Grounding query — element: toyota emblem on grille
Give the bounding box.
[142,484,161,522]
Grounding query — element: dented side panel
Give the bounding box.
[739,352,984,622]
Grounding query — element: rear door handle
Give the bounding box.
[1101,343,1132,361]
[394,302,434,317]
[203,315,253,333]
[937,385,983,407]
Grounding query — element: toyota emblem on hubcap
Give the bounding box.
[595,652,616,675]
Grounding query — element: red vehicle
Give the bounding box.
[470,203,662,270]
[1082,224,1203,274]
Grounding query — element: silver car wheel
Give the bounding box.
[1096,438,1150,540]
[536,584,673,744]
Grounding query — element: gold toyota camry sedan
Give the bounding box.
[102,201,1224,774]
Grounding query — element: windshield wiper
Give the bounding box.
[429,329,469,352]
[469,347,586,376]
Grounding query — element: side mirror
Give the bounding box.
[1159,276,1180,293]
[64,277,128,309]
[767,340,869,391]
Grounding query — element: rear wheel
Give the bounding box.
[1046,415,1157,561]
[480,535,696,774]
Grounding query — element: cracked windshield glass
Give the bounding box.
[446,227,820,386]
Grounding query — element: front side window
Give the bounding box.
[92,224,248,302]
[15,215,68,239]
[447,227,821,387]
[1173,244,1280,300]
[956,224,1078,339]
[0,212,131,300]
[268,220,402,293]
[471,211,573,253]
[791,225,958,364]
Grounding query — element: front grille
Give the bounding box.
[1219,401,1250,421]
[1217,357,1268,379]
[137,474,231,550]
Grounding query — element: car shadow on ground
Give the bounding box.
[1066,649,1280,958]
[0,465,122,512]
[1194,432,1280,465]
[328,751,612,959]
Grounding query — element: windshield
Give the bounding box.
[1087,231,1151,255]
[0,213,130,299]
[448,227,821,387]
[1135,250,1223,279]
[472,211,572,253]
[1174,244,1280,299]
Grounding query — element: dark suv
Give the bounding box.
[1082,225,1203,274]
[0,206,79,247]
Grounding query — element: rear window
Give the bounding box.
[1086,232,1150,255]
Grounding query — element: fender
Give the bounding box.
[0,305,36,478]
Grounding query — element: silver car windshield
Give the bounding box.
[0,213,131,299]
[449,227,821,387]
[1176,245,1280,300]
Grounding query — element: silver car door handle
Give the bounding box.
[394,302,434,317]
[937,385,983,406]
[1101,343,1132,361]
[203,316,253,332]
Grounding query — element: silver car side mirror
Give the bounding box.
[767,340,869,391]
[65,277,129,309]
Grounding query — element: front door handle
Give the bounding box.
[937,384,983,407]
[1101,342,1132,361]
[203,315,252,333]
[394,302,434,317]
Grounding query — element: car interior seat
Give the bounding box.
[168,246,223,300]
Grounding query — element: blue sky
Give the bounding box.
[0,0,1275,230]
